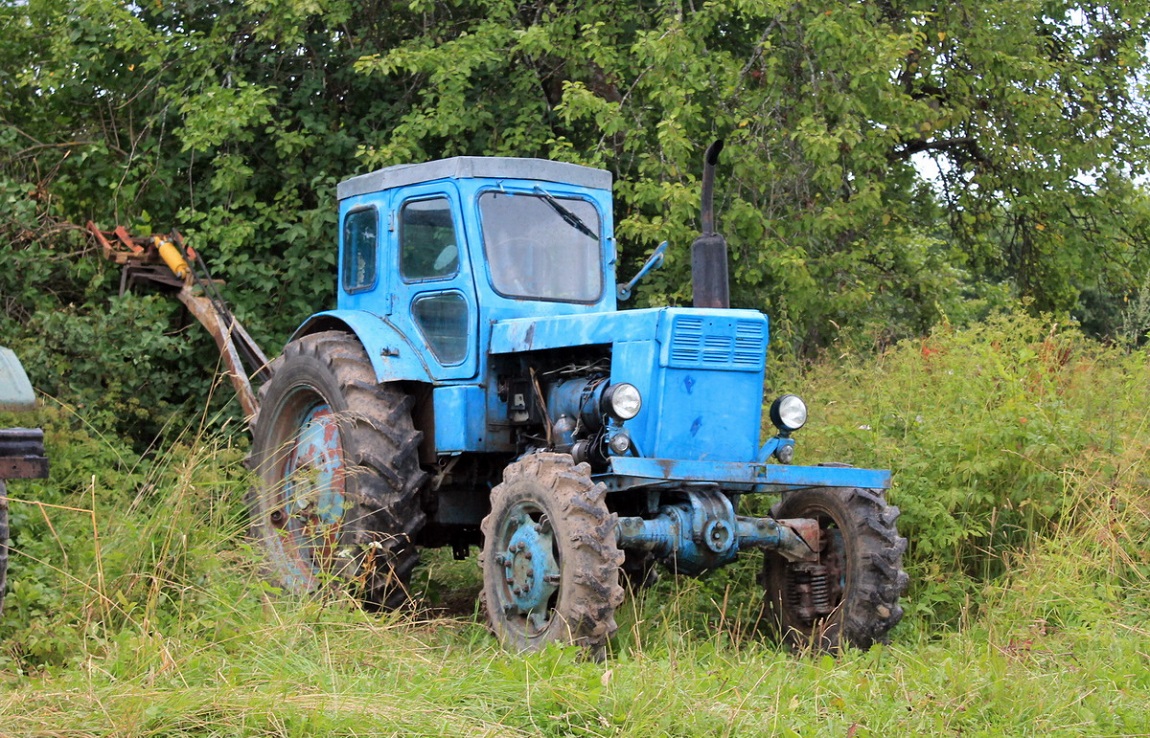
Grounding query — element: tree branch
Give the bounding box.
[891,136,988,164]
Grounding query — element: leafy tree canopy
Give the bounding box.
[2,0,1149,439]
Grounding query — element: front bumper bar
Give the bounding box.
[598,456,890,494]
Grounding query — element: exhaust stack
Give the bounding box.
[691,140,730,309]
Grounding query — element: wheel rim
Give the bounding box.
[783,510,847,629]
[491,501,563,635]
[273,400,348,586]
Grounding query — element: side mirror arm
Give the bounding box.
[617,241,668,301]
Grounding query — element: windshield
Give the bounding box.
[479,191,602,302]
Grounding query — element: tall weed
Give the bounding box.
[2,311,1149,734]
[0,401,253,672]
[983,438,1150,635]
[794,308,1150,626]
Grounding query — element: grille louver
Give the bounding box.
[668,315,765,371]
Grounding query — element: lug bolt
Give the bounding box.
[505,576,514,585]
[495,554,507,565]
[523,550,533,560]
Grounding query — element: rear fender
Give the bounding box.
[291,310,434,384]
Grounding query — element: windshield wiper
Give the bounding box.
[533,186,599,241]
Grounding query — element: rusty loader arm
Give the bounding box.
[87,223,271,422]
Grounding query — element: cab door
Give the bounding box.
[391,183,478,381]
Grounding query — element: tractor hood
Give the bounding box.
[489,307,767,363]
[492,307,771,463]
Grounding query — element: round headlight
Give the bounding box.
[608,430,633,455]
[769,394,807,433]
[602,383,642,421]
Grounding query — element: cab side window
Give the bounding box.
[342,207,377,292]
[412,293,469,364]
[400,197,458,281]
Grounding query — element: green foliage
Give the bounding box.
[1,316,1148,732]
[0,402,252,671]
[353,0,1150,350]
[796,307,1150,624]
[2,3,1149,727]
[3,0,1150,442]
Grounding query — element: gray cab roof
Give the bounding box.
[337,156,613,201]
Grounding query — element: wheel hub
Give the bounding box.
[786,528,845,622]
[279,403,348,573]
[497,510,561,631]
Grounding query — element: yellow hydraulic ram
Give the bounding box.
[153,235,192,281]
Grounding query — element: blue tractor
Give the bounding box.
[244,143,907,653]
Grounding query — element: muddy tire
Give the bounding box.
[763,487,908,651]
[480,453,624,657]
[249,331,427,609]
[0,481,7,617]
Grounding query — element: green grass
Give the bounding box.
[3,594,1148,735]
[2,311,1149,736]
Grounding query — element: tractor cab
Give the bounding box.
[329,158,617,383]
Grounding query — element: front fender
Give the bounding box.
[291,310,434,384]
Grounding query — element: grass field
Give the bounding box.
[2,571,1148,735]
[2,312,1148,736]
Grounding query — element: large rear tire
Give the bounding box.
[763,487,908,651]
[249,331,427,609]
[480,453,624,657]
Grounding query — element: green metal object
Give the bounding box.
[0,347,36,412]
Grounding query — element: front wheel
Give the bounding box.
[480,453,624,656]
[763,487,908,651]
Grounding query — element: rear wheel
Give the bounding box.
[249,331,427,609]
[763,487,907,651]
[480,453,624,657]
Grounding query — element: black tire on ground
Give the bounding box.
[249,331,428,610]
[762,487,908,651]
[0,480,7,618]
[480,453,624,657]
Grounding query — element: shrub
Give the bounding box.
[793,307,1150,625]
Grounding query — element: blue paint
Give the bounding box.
[290,404,346,526]
[288,156,894,538]
[270,402,349,590]
[293,310,435,383]
[490,504,562,631]
[599,456,891,493]
[433,385,487,453]
[615,488,815,575]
